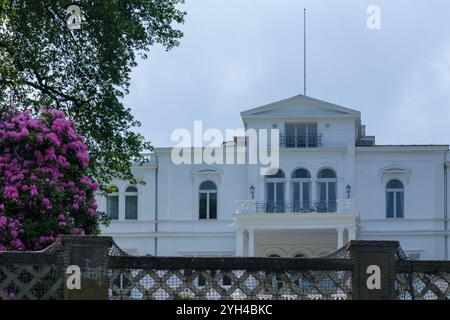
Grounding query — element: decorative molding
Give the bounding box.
[379,164,411,183]
[191,167,222,184]
[357,145,449,152]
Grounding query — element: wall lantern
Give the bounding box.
[249,185,255,200]
[346,185,352,199]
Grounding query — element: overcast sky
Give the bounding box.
[124,0,450,147]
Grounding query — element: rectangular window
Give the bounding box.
[408,253,421,260]
[276,182,285,212]
[293,183,300,203]
[125,195,138,220]
[199,193,207,219]
[284,123,318,148]
[328,182,336,212]
[107,195,119,220]
[319,183,327,202]
[266,183,274,203]
[285,124,296,148]
[306,124,318,147]
[276,182,284,202]
[386,192,394,218]
[297,125,307,147]
[396,192,404,218]
[209,193,217,219]
[328,182,336,201]
[302,182,310,204]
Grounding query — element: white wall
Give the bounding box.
[98,112,449,259]
[98,165,156,255]
[356,148,448,259]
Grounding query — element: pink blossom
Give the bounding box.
[0,109,100,251]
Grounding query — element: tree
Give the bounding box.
[0,109,103,251]
[0,0,185,186]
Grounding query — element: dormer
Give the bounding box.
[241,95,362,148]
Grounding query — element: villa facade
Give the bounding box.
[99,95,450,260]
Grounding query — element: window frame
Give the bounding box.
[265,170,286,213]
[386,179,405,219]
[316,168,337,212]
[285,122,319,148]
[106,185,119,220]
[125,186,139,220]
[199,181,218,220]
[291,168,312,211]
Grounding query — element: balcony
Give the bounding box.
[279,134,322,148]
[235,199,357,215]
[257,201,336,213]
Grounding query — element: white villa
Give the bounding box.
[99,95,450,260]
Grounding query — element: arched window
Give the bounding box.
[317,168,337,212]
[291,168,311,212]
[265,170,285,213]
[106,186,119,220]
[293,253,305,258]
[318,168,337,179]
[268,254,281,258]
[125,186,138,220]
[199,181,217,220]
[386,180,404,218]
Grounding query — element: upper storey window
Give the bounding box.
[125,186,138,220]
[317,169,337,212]
[281,123,321,148]
[199,181,217,220]
[291,168,311,211]
[386,180,404,218]
[265,170,286,213]
[107,186,119,220]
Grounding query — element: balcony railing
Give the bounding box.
[279,134,322,148]
[235,200,357,215]
[255,201,337,214]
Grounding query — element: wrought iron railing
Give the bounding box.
[279,134,322,148]
[255,201,337,214]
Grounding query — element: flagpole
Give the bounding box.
[304,8,307,96]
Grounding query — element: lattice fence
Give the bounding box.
[396,272,450,300]
[109,268,352,300]
[0,248,65,300]
[0,264,64,300]
[1,236,450,300]
[108,246,354,301]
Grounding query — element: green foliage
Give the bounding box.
[0,0,185,186]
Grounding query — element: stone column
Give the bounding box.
[285,180,291,210]
[349,240,399,300]
[311,181,317,210]
[347,226,357,241]
[248,228,255,257]
[235,228,244,257]
[62,235,113,300]
[336,227,344,249]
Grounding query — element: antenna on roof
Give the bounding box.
[303,8,307,96]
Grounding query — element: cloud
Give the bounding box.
[385,43,450,145]
[434,43,450,90]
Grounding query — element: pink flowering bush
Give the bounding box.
[0,109,101,251]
